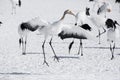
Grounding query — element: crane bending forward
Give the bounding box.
[18,10,75,66]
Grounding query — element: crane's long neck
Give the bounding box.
[59,12,66,21]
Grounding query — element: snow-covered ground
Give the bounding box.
[0,0,120,80]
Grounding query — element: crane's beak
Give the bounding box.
[114,20,120,26]
[107,9,111,12]
[116,22,120,26]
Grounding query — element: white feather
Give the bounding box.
[60,24,97,41]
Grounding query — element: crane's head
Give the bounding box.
[74,7,91,26]
[74,12,80,26]
[107,9,111,12]
[86,7,90,16]
[99,2,111,13]
[105,2,112,12]
[64,9,75,16]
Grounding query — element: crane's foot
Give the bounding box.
[77,52,80,55]
[53,55,59,62]
[96,35,99,37]
[68,50,71,54]
[43,60,49,67]
[111,56,114,60]
[81,54,83,56]
[22,52,26,55]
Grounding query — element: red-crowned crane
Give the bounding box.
[106,18,120,60]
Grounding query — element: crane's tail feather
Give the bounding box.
[18,0,22,7]
[97,8,101,15]
[68,40,74,54]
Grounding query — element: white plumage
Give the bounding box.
[58,23,97,56]
[107,28,119,42]
[75,8,105,44]
[18,9,75,66]
[65,8,98,55]
[105,19,120,60]
[59,24,97,41]
[18,17,48,54]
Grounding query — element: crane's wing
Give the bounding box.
[58,24,97,41]
[97,4,106,15]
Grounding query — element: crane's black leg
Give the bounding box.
[111,43,115,60]
[96,28,106,44]
[68,40,74,54]
[80,39,83,56]
[23,36,27,55]
[22,45,26,55]
[100,27,106,36]
[92,2,96,11]
[110,44,113,60]
[104,12,106,18]
[22,38,24,55]
[110,44,112,59]
[49,38,59,62]
[19,37,25,55]
[19,38,22,48]
[12,6,16,15]
[78,39,81,55]
[42,40,49,66]
[96,30,101,44]
[98,30,101,44]
[119,5,120,13]
[78,39,83,56]
[20,37,25,55]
